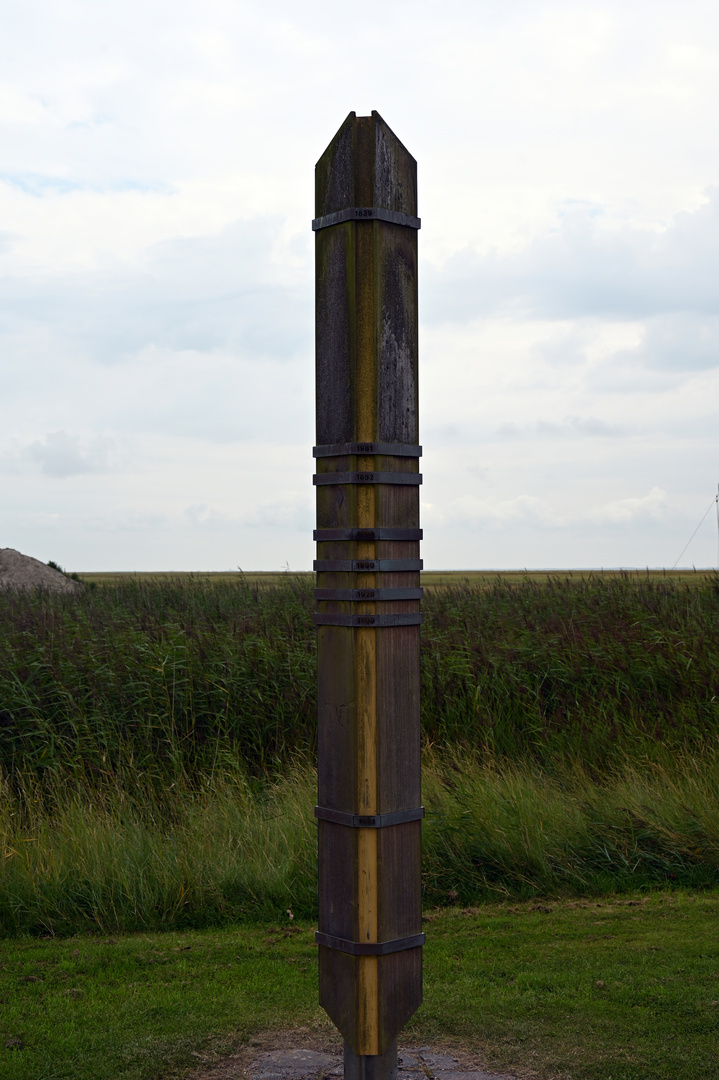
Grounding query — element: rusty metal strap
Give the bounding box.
[312,208,421,231]
[315,806,424,828]
[313,528,422,542]
[313,442,422,458]
[314,587,423,601]
[313,613,422,627]
[314,559,423,572]
[315,932,425,956]
[314,472,422,486]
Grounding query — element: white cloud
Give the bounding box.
[26,431,115,477]
[0,216,311,365]
[587,487,668,526]
[430,494,563,531]
[422,190,719,330]
[497,416,632,440]
[183,493,313,532]
[1,0,719,569]
[620,314,719,372]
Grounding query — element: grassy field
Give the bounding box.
[1,891,717,1080]
[1,573,718,934]
[1,574,718,784]
[75,568,719,588]
[2,750,718,936]
[2,573,718,1078]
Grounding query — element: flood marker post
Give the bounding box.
[313,111,423,1080]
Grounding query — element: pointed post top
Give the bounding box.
[315,111,417,219]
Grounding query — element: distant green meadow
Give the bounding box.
[1,573,718,935]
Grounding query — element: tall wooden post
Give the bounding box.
[313,112,423,1080]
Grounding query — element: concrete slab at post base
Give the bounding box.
[246,1046,515,1080]
[344,1041,397,1080]
[250,1050,340,1080]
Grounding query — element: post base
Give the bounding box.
[344,1041,397,1080]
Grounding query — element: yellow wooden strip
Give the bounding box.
[356,478,376,593]
[357,953,380,1055]
[356,465,379,1051]
[356,627,377,817]
[355,219,375,446]
[355,208,380,1055]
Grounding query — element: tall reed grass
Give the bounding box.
[2,575,718,936]
[2,751,718,936]
[1,574,718,789]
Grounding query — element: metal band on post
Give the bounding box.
[313,559,423,573]
[314,472,422,486]
[314,588,423,602]
[312,207,421,231]
[313,613,423,628]
[315,806,424,828]
[314,443,422,458]
[315,932,425,956]
[313,528,422,542]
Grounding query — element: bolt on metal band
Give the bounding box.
[312,207,421,232]
[313,613,423,628]
[314,559,423,572]
[313,442,422,458]
[315,932,425,956]
[313,528,422,542]
[314,587,423,602]
[315,806,424,828]
[314,472,422,486]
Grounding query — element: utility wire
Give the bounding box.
[672,491,719,569]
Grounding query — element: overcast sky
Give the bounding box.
[2,0,718,571]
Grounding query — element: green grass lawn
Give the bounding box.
[2,891,718,1080]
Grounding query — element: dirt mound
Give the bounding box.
[0,548,83,594]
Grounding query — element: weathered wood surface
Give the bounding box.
[315,111,422,1060]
